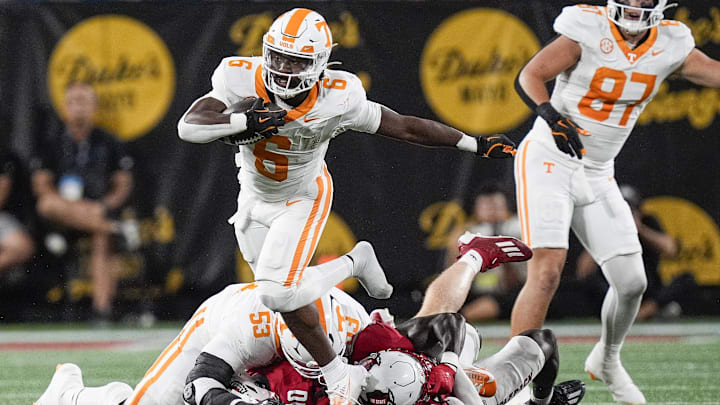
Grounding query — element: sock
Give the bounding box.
[458,250,484,274]
[320,355,346,387]
[599,253,646,360]
[530,386,553,405]
[293,256,354,307]
[63,382,132,405]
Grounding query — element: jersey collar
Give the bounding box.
[609,22,658,64]
[255,66,319,123]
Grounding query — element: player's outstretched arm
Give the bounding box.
[515,35,581,108]
[516,35,590,159]
[375,107,516,158]
[680,48,720,88]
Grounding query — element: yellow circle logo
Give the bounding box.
[48,15,175,141]
[643,197,720,286]
[420,9,539,134]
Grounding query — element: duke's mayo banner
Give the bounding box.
[1,1,717,317]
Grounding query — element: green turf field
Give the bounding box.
[2,325,719,404]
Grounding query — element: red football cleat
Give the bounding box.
[457,232,532,272]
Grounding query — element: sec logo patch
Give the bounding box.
[600,38,614,54]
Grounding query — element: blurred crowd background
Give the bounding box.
[1,0,718,325]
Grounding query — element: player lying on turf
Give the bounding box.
[34,234,578,405]
[214,233,584,405]
[33,241,382,405]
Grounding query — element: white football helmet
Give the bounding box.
[607,0,676,35]
[275,294,348,379]
[262,8,333,99]
[359,350,432,405]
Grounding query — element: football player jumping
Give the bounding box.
[176,8,517,405]
[511,1,720,403]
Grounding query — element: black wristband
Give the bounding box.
[536,102,563,125]
[475,136,486,157]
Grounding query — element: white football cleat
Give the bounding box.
[34,363,83,405]
[348,241,393,299]
[326,364,369,405]
[585,343,646,404]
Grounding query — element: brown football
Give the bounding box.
[223,96,259,114]
[219,97,265,146]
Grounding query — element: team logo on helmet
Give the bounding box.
[359,350,434,405]
[262,8,333,99]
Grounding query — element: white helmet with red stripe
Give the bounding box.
[262,8,333,99]
[359,349,432,405]
[607,0,675,36]
[275,293,347,378]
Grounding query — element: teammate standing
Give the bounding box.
[511,1,720,403]
[177,8,516,404]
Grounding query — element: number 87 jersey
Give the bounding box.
[546,5,694,166]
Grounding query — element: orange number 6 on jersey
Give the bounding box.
[322,78,347,90]
[229,59,253,69]
[254,136,291,182]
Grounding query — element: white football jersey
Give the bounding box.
[201,283,370,371]
[200,283,281,370]
[330,286,372,349]
[528,5,695,167]
[207,56,382,202]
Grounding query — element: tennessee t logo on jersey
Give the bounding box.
[543,161,555,173]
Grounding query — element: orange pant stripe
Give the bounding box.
[296,166,333,283]
[284,173,327,286]
[130,311,206,404]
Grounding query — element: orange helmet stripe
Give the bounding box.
[283,8,313,42]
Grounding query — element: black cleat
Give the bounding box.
[524,380,586,405]
[550,380,586,405]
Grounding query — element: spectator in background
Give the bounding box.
[575,185,694,321]
[445,184,525,322]
[0,149,35,273]
[30,81,138,323]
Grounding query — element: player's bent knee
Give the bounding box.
[604,253,647,298]
[533,269,562,293]
[519,328,557,361]
[255,280,302,312]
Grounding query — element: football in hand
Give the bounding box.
[219,97,265,146]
